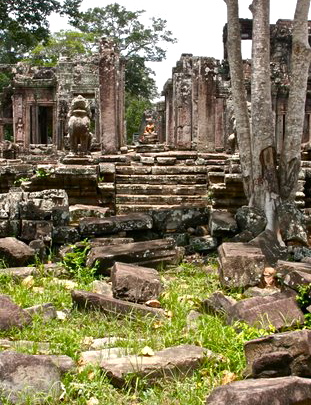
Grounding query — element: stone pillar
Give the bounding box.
[163,79,174,147]
[12,93,27,146]
[99,38,124,154]
[156,101,166,143]
[196,58,217,152]
[173,54,193,149]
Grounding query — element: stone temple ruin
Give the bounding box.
[3,18,311,405]
[0,19,311,250]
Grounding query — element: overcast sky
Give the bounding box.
[50,0,306,96]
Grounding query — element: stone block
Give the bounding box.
[86,238,181,275]
[218,242,265,288]
[69,204,109,223]
[71,290,165,318]
[79,213,153,237]
[111,262,163,303]
[244,330,311,378]
[52,226,80,244]
[189,236,218,252]
[202,292,237,316]
[20,220,52,242]
[0,237,35,266]
[206,376,311,405]
[209,210,238,237]
[151,207,209,232]
[227,292,304,330]
[25,303,57,321]
[51,206,70,226]
[99,344,207,388]
[0,295,32,331]
[0,351,61,403]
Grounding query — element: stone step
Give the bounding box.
[115,184,207,195]
[208,172,225,184]
[116,194,207,205]
[115,174,208,185]
[116,165,208,175]
[116,204,201,214]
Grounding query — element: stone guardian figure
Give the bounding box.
[67,95,92,155]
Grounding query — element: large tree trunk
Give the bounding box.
[279,0,311,201]
[250,0,279,231]
[224,0,253,200]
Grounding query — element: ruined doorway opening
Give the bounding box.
[30,105,53,144]
[4,124,13,141]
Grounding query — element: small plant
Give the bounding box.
[35,167,51,178]
[13,176,30,186]
[61,240,97,285]
[296,283,311,311]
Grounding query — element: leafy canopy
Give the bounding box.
[0,0,82,63]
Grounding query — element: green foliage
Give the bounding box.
[25,30,95,66]
[125,95,152,141]
[61,240,96,285]
[296,283,311,311]
[71,3,176,99]
[0,0,82,64]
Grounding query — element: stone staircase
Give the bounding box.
[114,151,229,214]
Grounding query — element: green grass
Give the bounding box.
[0,259,268,405]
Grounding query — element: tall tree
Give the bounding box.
[0,0,82,63]
[224,0,311,234]
[71,3,176,98]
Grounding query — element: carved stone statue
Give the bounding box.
[67,95,92,155]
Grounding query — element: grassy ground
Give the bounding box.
[0,256,268,405]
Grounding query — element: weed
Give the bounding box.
[61,240,97,285]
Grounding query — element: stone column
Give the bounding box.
[173,54,193,149]
[196,58,217,152]
[99,38,124,154]
[163,79,174,147]
[12,93,26,146]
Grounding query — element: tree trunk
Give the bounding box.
[250,0,279,231]
[279,0,311,201]
[224,0,253,200]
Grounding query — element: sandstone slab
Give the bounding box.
[71,290,165,318]
[0,237,35,267]
[99,344,207,388]
[0,295,32,331]
[86,238,181,275]
[218,242,265,288]
[227,292,304,330]
[206,376,311,405]
[111,262,163,303]
[79,213,153,237]
[244,329,311,378]
[0,351,61,404]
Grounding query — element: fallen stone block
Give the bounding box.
[189,236,218,252]
[0,266,37,280]
[0,237,35,267]
[202,292,237,317]
[79,348,129,366]
[86,238,182,275]
[209,210,238,237]
[227,292,304,330]
[0,351,61,403]
[151,207,210,233]
[71,290,165,319]
[249,229,288,266]
[0,295,32,331]
[79,213,153,237]
[69,204,109,223]
[111,262,163,303]
[24,303,57,321]
[206,376,311,405]
[218,242,265,288]
[244,329,311,378]
[99,344,208,388]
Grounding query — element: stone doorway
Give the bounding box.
[30,105,53,144]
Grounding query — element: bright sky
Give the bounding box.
[50,0,304,96]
